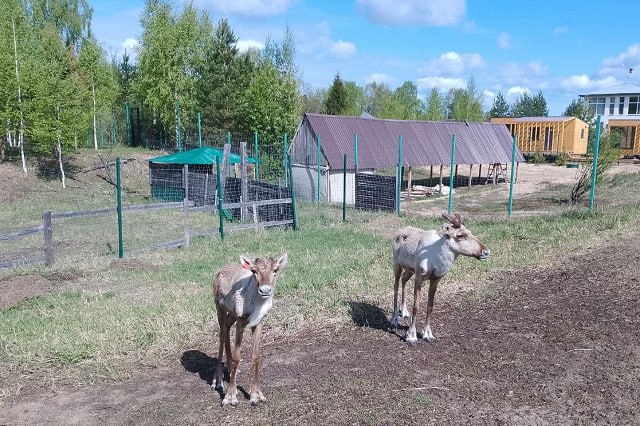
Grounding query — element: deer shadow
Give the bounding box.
[180,350,249,402]
[346,301,409,340]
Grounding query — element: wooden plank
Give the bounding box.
[0,225,43,242]
[0,256,46,270]
[43,211,54,266]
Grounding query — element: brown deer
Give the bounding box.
[212,253,288,407]
[391,213,489,343]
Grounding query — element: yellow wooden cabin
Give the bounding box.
[491,116,589,156]
[607,119,640,158]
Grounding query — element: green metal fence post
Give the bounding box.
[354,134,359,173]
[508,135,518,217]
[254,131,260,180]
[343,154,347,222]
[397,134,403,216]
[589,116,602,212]
[197,112,202,147]
[116,157,124,258]
[287,153,298,231]
[216,156,224,240]
[448,135,456,214]
[316,134,321,203]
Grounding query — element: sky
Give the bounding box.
[90,0,640,116]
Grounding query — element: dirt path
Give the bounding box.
[2,232,640,425]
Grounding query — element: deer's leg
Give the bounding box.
[213,304,226,391]
[421,277,442,342]
[399,269,413,318]
[224,315,236,374]
[249,323,266,406]
[222,321,245,407]
[405,275,423,344]
[390,264,403,329]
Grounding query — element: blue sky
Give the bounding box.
[91,0,640,116]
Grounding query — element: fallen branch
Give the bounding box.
[392,386,451,392]
[83,157,137,173]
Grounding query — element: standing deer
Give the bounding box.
[391,212,489,343]
[213,253,288,407]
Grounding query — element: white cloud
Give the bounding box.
[507,86,529,97]
[497,32,510,50]
[330,40,357,58]
[365,73,390,84]
[599,44,640,76]
[236,39,264,53]
[356,0,466,26]
[201,0,292,18]
[417,76,466,92]
[122,37,139,52]
[560,75,619,91]
[498,61,548,85]
[419,51,484,76]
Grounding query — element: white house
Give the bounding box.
[580,83,640,157]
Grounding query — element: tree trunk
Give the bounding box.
[12,19,27,173]
[56,105,66,189]
[92,83,98,150]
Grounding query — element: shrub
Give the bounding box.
[555,152,570,166]
[532,151,545,164]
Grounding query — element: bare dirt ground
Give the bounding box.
[2,161,640,425]
[2,236,639,425]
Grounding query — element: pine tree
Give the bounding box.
[324,73,347,115]
[489,92,510,118]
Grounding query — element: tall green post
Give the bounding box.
[397,135,403,216]
[508,136,518,217]
[342,154,347,222]
[287,153,298,230]
[354,134,359,173]
[448,135,456,214]
[589,116,602,212]
[197,112,202,147]
[116,157,124,258]
[316,134,321,203]
[254,131,260,180]
[227,131,231,146]
[216,156,224,240]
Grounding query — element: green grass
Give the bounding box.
[2,154,640,395]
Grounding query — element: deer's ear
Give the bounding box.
[442,223,454,237]
[240,255,254,270]
[275,253,288,268]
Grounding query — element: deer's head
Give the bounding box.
[241,253,288,298]
[442,212,490,260]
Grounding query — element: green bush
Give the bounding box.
[532,151,545,164]
[555,152,570,166]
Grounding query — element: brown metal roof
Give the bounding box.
[300,113,525,169]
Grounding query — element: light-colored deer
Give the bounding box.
[213,253,288,407]
[390,212,489,344]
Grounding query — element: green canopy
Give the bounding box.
[148,147,259,165]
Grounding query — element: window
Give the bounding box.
[581,128,585,139]
[530,126,540,140]
[619,96,625,115]
[609,97,616,115]
[628,96,640,115]
[621,126,636,149]
[588,97,606,115]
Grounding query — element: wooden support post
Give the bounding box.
[468,164,473,189]
[478,164,482,179]
[241,142,248,222]
[43,211,53,266]
[407,167,412,199]
[430,165,433,180]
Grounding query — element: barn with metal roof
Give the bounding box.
[289,113,524,204]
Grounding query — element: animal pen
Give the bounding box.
[289,113,526,212]
[0,143,297,269]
